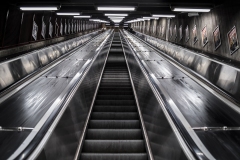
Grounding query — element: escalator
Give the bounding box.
[80,32,148,160]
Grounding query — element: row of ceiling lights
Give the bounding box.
[19,6,211,24]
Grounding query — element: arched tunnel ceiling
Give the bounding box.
[8,0,229,24]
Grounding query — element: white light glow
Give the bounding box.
[105,14,128,16]
[108,17,125,19]
[98,7,135,11]
[172,8,210,12]
[20,7,58,11]
[143,17,159,19]
[152,14,175,17]
[89,19,100,21]
[57,13,80,16]
[74,16,91,18]
[112,20,122,23]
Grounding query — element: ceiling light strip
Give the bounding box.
[57,13,80,16]
[20,7,58,11]
[98,7,135,11]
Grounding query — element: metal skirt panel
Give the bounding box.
[122,39,188,160]
[133,31,240,103]
[35,34,112,160]
[0,31,112,159]
[0,30,101,91]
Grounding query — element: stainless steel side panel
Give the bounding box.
[124,30,240,160]
[134,31,240,102]
[0,31,100,91]
[0,30,112,160]
[121,35,189,160]
[36,33,113,160]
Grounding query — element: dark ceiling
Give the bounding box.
[8,0,229,24]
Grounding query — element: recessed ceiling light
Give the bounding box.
[20,7,59,11]
[152,14,175,17]
[98,7,135,11]
[74,15,91,18]
[142,17,159,19]
[172,8,210,12]
[108,17,125,19]
[105,14,128,16]
[56,13,80,16]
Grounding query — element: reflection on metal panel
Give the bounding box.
[43,60,87,78]
[0,30,101,91]
[124,30,240,160]
[134,30,240,102]
[0,30,112,160]
[122,34,189,160]
[36,32,113,160]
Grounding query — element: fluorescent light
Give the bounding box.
[74,16,91,18]
[20,7,58,11]
[105,14,128,16]
[98,7,135,11]
[152,14,175,18]
[108,17,125,19]
[57,13,80,16]
[143,17,159,19]
[172,8,210,12]
[112,20,122,23]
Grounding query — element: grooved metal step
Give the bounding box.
[82,140,145,153]
[81,153,147,160]
[91,112,138,120]
[89,120,140,129]
[86,129,142,140]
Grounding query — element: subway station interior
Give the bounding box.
[1,0,240,160]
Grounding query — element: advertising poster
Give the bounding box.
[213,26,221,50]
[71,20,74,33]
[41,16,46,39]
[179,25,183,41]
[227,26,239,55]
[64,19,67,34]
[77,20,79,32]
[49,22,53,38]
[60,19,63,36]
[185,25,190,43]
[161,26,164,37]
[169,26,173,39]
[174,25,177,40]
[32,21,38,41]
[201,25,208,47]
[74,20,76,33]
[68,20,71,34]
[55,20,59,37]
[193,25,198,44]
[152,21,156,35]
[158,25,162,37]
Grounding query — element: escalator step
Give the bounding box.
[80,153,147,160]
[96,95,134,100]
[91,112,138,120]
[80,33,147,160]
[95,100,135,105]
[86,129,142,140]
[98,88,132,91]
[82,140,145,153]
[97,91,133,95]
[89,120,140,129]
[93,105,137,112]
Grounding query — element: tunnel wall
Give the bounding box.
[131,4,240,63]
[0,4,102,59]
